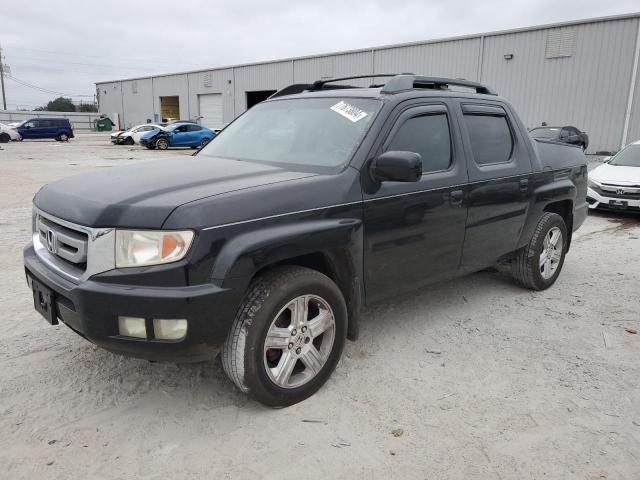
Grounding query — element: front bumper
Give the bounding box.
[587,187,640,212]
[24,244,243,362]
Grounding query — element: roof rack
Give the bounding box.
[382,75,496,95]
[269,74,496,99]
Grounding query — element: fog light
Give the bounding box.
[153,319,188,340]
[118,316,146,338]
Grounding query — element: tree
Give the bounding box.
[78,103,98,112]
[42,97,76,112]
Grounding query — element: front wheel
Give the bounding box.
[155,137,169,150]
[512,212,568,290]
[0,133,10,143]
[222,266,347,407]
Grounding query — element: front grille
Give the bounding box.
[593,185,640,200]
[36,215,88,271]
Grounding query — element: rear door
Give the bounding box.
[456,102,534,272]
[363,101,469,301]
[187,124,204,145]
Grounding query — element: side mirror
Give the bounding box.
[371,151,422,183]
[603,156,611,163]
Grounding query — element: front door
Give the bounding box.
[363,102,469,301]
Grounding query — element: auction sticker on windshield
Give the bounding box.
[330,101,368,122]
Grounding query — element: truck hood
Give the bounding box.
[34,156,316,228]
[590,163,640,185]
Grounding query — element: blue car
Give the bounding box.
[18,118,74,141]
[139,123,215,150]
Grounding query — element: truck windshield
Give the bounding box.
[199,97,381,172]
[609,144,640,167]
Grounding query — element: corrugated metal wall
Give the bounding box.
[481,17,640,152]
[97,14,640,152]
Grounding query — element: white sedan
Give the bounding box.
[111,124,163,145]
[0,122,21,142]
[587,140,640,212]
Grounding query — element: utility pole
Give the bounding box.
[0,44,6,110]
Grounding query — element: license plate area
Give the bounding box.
[609,199,628,209]
[30,276,58,325]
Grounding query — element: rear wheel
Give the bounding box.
[155,137,169,150]
[0,133,10,143]
[200,137,211,148]
[222,266,347,407]
[512,212,567,290]
[58,133,69,142]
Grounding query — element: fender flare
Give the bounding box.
[210,218,364,340]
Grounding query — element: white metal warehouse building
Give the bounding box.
[96,13,640,154]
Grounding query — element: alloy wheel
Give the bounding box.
[263,294,336,389]
[539,226,563,280]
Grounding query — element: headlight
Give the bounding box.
[115,230,194,268]
[587,178,600,189]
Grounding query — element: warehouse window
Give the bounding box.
[386,114,452,173]
[545,28,576,58]
[464,114,513,165]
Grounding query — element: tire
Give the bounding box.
[200,137,211,148]
[17,135,23,142]
[512,212,568,290]
[59,133,69,142]
[155,137,169,150]
[0,133,10,143]
[124,136,134,145]
[222,266,348,407]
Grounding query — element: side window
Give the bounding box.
[39,120,51,128]
[386,114,452,173]
[463,114,513,165]
[175,125,188,132]
[188,125,202,132]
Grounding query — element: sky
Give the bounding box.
[1,0,638,110]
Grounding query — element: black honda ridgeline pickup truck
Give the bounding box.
[24,75,587,406]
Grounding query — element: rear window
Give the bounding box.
[530,127,560,139]
[464,114,513,165]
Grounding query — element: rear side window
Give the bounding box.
[463,114,513,165]
[386,114,452,173]
[39,120,52,127]
[187,125,202,132]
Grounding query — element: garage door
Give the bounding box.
[198,94,223,129]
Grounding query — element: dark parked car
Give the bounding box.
[530,125,589,151]
[24,74,587,406]
[17,118,74,141]
[139,123,215,150]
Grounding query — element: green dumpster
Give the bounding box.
[94,116,115,132]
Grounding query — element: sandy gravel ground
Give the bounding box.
[0,136,639,479]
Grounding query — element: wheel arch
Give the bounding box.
[211,219,364,341]
[519,178,576,252]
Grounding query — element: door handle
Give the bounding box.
[449,190,464,206]
[519,179,529,191]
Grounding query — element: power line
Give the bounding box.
[5,74,93,97]
[7,46,210,68]
[11,54,183,71]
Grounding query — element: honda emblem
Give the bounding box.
[46,229,57,254]
[616,188,625,195]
